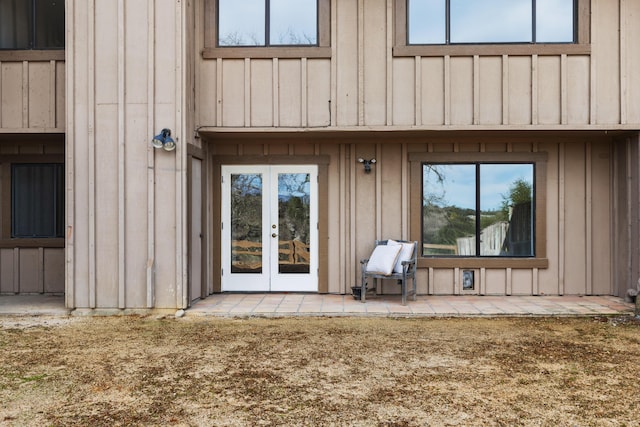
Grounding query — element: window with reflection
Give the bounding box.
[218,0,318,47]
[408,0,575,44]
[422,163,534,257]
[0,0,65,50]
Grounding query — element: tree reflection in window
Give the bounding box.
[422,163,534,257]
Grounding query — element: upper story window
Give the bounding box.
[204,0,331,59]
[394,0,590,56]
[408,0,575,45]
[0,0,65,50]
[218,0,318,47]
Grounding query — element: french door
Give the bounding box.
[221,165,318,292]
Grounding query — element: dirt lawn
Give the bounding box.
[1,315,639,426]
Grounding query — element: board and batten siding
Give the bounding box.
[65,0,195,309]
[197,0,640,128]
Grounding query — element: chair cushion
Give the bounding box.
[387,240,416,274]
[365,244,402,276]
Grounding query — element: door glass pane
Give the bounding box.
[270,0,317,45]
[277,173,310,274]
[230,174,263,273]
[480,164,534,256]
[423,164,476,256]
[218,0,265,46]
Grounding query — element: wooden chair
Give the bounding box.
[359,240,418,305]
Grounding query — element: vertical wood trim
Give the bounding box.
[480,267,486,295]
[586,142,592,294]
[349,144,356,292]
[13,248,19,293]
[558,143,565,295]
[22,61,28,128]
[620,0,627,125]
[415,56,421,126]
[502,55,509,125]
[428,267,434,295]
[0,60,3,126]
[88,0,97,308]
[272,58,279,127]
[117,0,126,309]
[318,163,329,293]
[589,1,597,125]
[533,268,539,295]
[506,267,512,295]
[454,267,460,294]
[339,144,347,293]
[38,247,44,293]
[65,0,75,308]
[357,0,364,126]
[473,55,479,125]
[244,58,251,126]
[561,54,568,124]
[49,60,56,127]
[176,0,188,309]
[401,142,408,238]
[330,0,337,126]
[444,55,450,125]
[531,54,538,125]
[375,143,382,240]
[147,0,156,308]
[216,58,222,126]
[386,0,394,126]
[301,58,308,127]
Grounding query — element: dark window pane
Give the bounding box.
[12,163,64,238]
[423,164,476,256]
[34,0,65,49]
[270,0,317,45]
[408,0,446,44]
[450,0,531,43]
[480,164,534,256]
[0,0,32,49]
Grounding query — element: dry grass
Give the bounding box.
[1,315,639,426]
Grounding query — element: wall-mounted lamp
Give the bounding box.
[358,158,376,173]
[151,128,176,151]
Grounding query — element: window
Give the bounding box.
[422,163,534,257]
[0,0,65,50]
[408,0,575,45]
[394,0,590,56]
[11,163,64,238]
[218,0,318,46]
[204,0,331,58]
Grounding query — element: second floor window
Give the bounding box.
[408,0,575,45]
[0,0,65,50]
[218,0,318,47]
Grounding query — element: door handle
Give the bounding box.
[272,233,278,238]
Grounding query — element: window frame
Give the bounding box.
[203,0,331,59]
[0,155,65,248]
[0,0,65,51]
[394,0,591,57]
[410,151,548,269]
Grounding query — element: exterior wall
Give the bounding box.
[196,0,640,299]
[0,52,65,132]
[66,0,195,309]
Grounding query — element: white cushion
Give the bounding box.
[388,240,415,274]
[365,244,402,276]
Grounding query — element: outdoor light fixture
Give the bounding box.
[358,158,376,173]
[151,128,176,151]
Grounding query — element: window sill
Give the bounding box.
[418,257,549,269]
[0,238,64,249]
[202,46,332,59]
[393,43,591,57]
[0,50,64,61]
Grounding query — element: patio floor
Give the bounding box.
[0,293,635,317]
[188,293,636,318]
